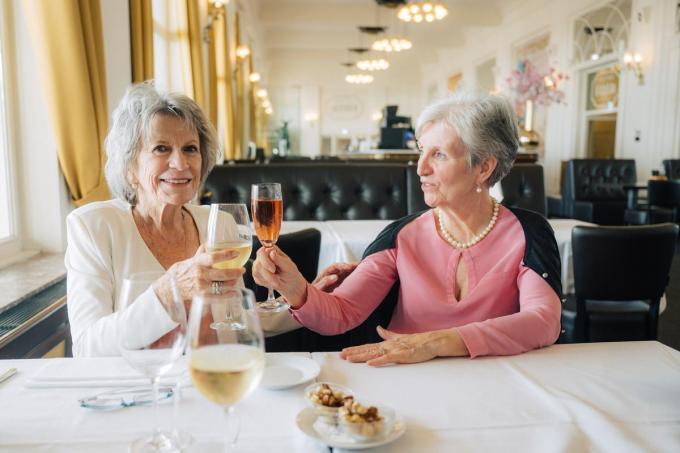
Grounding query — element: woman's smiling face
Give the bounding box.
[131,114,202,207]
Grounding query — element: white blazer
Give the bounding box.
[65,198,299,357]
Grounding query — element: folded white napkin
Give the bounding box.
[24,357,188,389]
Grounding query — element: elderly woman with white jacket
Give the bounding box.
[65,83,304,356]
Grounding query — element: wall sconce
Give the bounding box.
[304,112,319,124]
[622,52,644,85]
[256,89,268,99]
[236,45,251,59]
[202,0,228,44]
[248,72,261,83]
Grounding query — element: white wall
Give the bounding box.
[421,0,680,194]
[268,58,422,154]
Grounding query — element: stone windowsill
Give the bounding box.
[0,253,66,315]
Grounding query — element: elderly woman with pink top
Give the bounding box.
[253,93,562,365]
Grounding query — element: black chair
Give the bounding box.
[547,159,636,225]
[561,223,678,343]
[500,164,546,216]
[663,159,680,181]
[624,180,680,225]
[243,228,321,302]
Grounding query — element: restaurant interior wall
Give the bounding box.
[421,0,680,196]
[269,59,422,155]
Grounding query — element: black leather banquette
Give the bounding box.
[202,162,428,219]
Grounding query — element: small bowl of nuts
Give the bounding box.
[338,397,395,442]
[305,382,353,424]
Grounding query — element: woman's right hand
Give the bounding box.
[252,246,308,308]
[153,245,245,305]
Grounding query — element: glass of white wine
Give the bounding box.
[119,271,187,453]
[188,287,265,452]
[206,203,253,272]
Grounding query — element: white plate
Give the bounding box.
[295,407,406,450]
[260,355,320,390]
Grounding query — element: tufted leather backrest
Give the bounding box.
[500,164,546,215]
[663,159,680,181]
[202,163,410,220]
[567,159,637,201]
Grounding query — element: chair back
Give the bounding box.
[500,164,546,215]
[244,228,321,301]
[663,159,680,181]
[567,159,637,202]
[648,180,680,210]
[571,223,678,341]
[572,224,677,301]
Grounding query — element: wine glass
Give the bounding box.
[119,271,187,453]
[206,203,253,273]
[188,287,265,452]
[251,182,288,312]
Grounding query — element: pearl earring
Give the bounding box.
[476,184,482,193]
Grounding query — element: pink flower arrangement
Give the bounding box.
[507,59,568,116]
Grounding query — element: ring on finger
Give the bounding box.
[211,281,224,294]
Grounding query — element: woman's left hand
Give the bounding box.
[340,326,468,366]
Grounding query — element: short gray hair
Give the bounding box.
[415,92,519,186]
[104,82,218,205]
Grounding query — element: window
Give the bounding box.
[0,2,19,258]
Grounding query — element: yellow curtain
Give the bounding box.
[185,0,206,109]
[130,0,154,82]
[208,4,236,159]
[234,12,245,159]
[23,0,110,206]
[247,55,257,144]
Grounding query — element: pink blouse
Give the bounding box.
[291,207,561,358]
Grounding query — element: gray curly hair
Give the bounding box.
[104,82,218,205]
[415,92,519,187]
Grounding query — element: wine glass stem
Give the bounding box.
[151,376,162,442]
[223,406,240,452]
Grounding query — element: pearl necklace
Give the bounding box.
[437,199,499,249]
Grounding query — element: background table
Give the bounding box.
[1,342,679,452]
[284,217,593,294]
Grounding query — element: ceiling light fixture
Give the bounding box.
[345,74,374,84]
[356,58,389,71]
[398,2,448,23]
[372,37,412,52]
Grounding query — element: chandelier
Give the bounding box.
[356,58,389,71]
[345,74,374,84]
[372,37,412,52]
[397,2,448,23]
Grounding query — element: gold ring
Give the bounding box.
[211,281,224,294]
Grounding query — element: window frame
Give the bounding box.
[0,0,22,263]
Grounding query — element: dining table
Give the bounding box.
[1,341,679,452]
[282,217,594,294]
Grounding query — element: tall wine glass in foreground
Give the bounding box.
[119,271,187,453]
[251,182,287,312]
[188,288,265,452]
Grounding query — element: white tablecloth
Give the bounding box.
[1,342,679,452]
[283,217,593,294]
